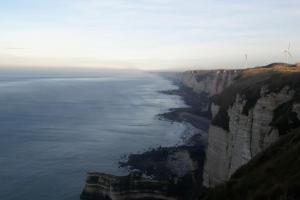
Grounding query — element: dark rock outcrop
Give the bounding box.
[81,172,177,200]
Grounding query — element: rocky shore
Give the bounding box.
[80,172,178,200]
[81,63,300,200]
[81,76,210,200]
[157,85,210,131]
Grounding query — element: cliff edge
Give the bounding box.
[203,63,300,187]
[80,63,300,199]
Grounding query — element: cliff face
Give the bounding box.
[81,144,206,200]
[203,127,300,200]
[203,88,298,187]
[181,70,240,96]
[200,63,300,187]
[81,63,300,200]
[81,172,177,200]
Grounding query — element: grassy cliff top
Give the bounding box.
[211,63,300,131]
[203,128,300,200]
[214,63,300,110]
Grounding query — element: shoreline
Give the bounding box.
[157,81,211,131]
[118,78,210,180]
[80,75,210,200]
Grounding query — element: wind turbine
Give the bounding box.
[284,42,292,63]
[244,54,248,68]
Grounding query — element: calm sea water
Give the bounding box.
[0,69,186,200]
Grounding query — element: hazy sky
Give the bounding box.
[0,0,299,70]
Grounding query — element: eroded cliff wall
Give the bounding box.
[181,70,240,96]
[203,127,300,200]
[180,64,300,188]
[201,63,300,187]
[203,88,299,187]
[81,172,177,200]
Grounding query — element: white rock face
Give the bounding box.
[211,103,220,119]
[203,87,297,187]
[202,125,231,186]
[167,150,195,177]
[293,103,300,118]
[181,70,238,95]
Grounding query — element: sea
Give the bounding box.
[0,69,187,200]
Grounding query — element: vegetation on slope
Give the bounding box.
[203,128,300,200]
[271,100,300,135]
[212,63,300,131]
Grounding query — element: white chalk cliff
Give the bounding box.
[203,87,298,187]
[181,70,239,96]
[181,63,300,188]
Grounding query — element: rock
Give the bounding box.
[293,103,300,118]
[202,125,231,186]
[80,172,177,200]
[203,128,300,200]
[167,150,195,178]
[80,63,300,199]
[181,70,239,96]
[210,103,220,119]
[162,64,300,189]
[203,68,300,188]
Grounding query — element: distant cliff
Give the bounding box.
[198,63,300,187]
[181,69,240,96]
[179,69,240,113]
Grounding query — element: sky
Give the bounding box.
[0,0,300,70]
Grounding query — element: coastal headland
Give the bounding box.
[81,63,300,200]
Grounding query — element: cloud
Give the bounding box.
[3,47,26,50]
[0,0,299,69]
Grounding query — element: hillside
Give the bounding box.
[203,63,300,187]
[212,63,300,131]
[203,127,300,200]
[80,63,300,200]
